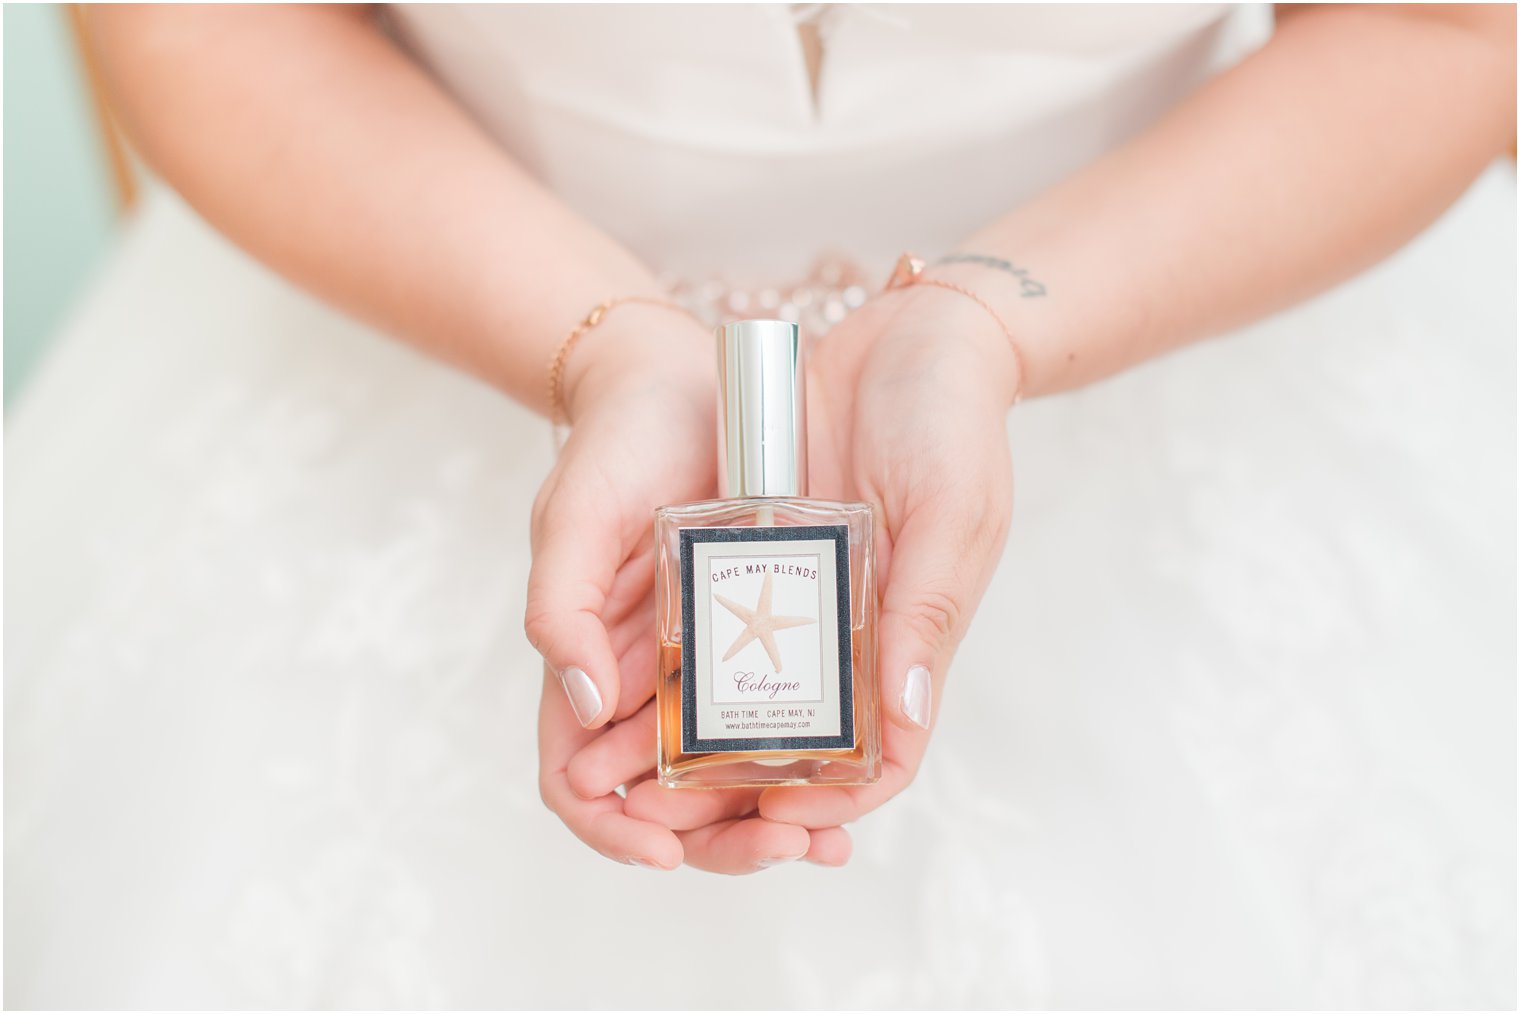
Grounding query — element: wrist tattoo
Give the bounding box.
[935,253,1047,298]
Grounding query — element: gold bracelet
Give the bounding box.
[883,252,1027,404]
[547,295,694,426]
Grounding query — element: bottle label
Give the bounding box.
[679,524,854,753]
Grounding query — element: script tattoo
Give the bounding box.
[937,253,1047,298]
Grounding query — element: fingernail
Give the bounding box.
[758,853,807,869]
[901,664,932,729]
[629,858,668,871]
[558,666,602,727]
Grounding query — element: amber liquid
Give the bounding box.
[657,622,878,788]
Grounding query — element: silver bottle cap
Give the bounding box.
[717,319,807,498]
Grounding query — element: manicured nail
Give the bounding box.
[629,858,668,871]
[901,664,932,729]
[558,666,602,727]
[758,853,807,868]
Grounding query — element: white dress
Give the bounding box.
[5,5,1514,1008]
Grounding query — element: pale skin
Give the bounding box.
[90,4,1515,872]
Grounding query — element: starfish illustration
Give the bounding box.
[713,571,815,673]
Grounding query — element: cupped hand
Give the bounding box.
[526,308,853,872]
[758,285,1021,829]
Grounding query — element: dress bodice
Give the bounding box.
[386,4,1270,281]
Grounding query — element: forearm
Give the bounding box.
[943,4,1516,399]
[87,4,666,415]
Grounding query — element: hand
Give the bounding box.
[758,286,1019,828]
[526,308,853,872]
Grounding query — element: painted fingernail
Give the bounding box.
[758,853,807,868]
[558,666,602,727]
[629,858,668,871]
[901,664,932,729]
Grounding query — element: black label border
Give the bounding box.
[679,524,855,753]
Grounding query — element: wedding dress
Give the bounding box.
[6,5,1514,1008]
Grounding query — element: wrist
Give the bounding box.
[867,272,1026,411]
[560,303,713,424]
[920,254,1088,400]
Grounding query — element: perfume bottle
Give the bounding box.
[655,319,881,788]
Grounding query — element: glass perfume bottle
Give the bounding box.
[655,319,881,788]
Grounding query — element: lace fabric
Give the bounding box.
[5,167,1512,1010]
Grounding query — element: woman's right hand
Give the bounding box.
[526,308,852,872]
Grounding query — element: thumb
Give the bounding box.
[877,500,1006,734]
[524,483,625,730]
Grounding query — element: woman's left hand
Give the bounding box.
[618,285,1022,847]
[758,285,1020,828]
